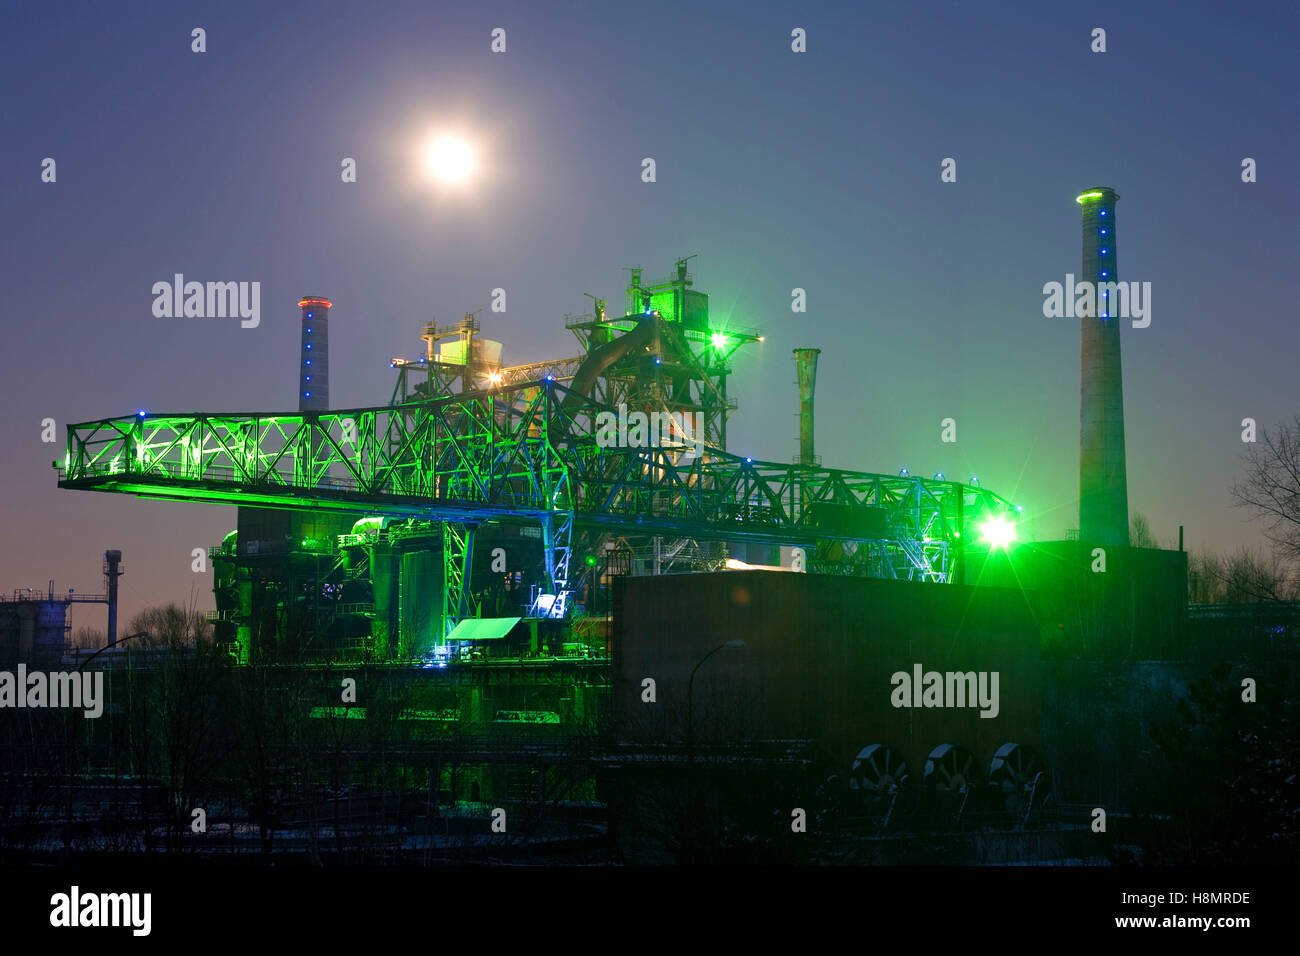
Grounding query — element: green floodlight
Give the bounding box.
[710,332,729,349]
[584,555,598,567]
[979,514,1017,549]
[1075,190,1105,204]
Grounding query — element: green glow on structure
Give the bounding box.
[979,515,1017,549]
[59,386,1023,592]
[1075,190,1106,204]
[648,290,676,319]
[309,707,367,719]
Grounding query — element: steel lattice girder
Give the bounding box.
[58,380,1017,574]
[442,522,478,636]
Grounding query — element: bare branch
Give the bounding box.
[1231,416,1300,570]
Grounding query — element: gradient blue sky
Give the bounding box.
[2,0,1297,629]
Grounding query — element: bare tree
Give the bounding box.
[1187,551,1223,604]
[1130,513,1160,549]
[1188,547,1295,603]
[72,626,104,649]
[126,604,211,647]
[1233,417,1300,570]
[121,602,228,853]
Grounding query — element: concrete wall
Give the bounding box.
[614,570,1041,779]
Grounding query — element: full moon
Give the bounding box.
[425,137,475,183]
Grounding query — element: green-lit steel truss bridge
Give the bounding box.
[57,379,1018,606]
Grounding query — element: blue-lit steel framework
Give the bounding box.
[59,378,1018,614]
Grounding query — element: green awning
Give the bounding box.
[446,617,522,641]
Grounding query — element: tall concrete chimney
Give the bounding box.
[793,348,821,465]
[298,296,332,412]
[1076,187,1129,546]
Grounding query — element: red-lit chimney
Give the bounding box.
[298,296,332,412]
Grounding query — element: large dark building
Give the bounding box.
[614,569,1041,774]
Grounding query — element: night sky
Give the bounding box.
[2,0,1297,630]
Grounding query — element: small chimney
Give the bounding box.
[793,348,821,465]
[103,550,122,646]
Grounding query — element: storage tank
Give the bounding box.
[475,338,504,367]
[438,338,504,368]
[438,341,467,364]
[370,537,396,659]
[34,600,70,665]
